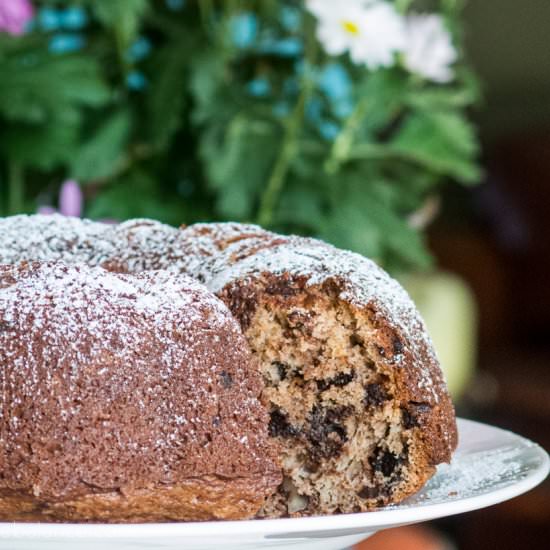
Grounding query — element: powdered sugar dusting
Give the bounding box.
[0,262,232,323]
[0,215,452,436]
[415,446,524,503]
[0,261,277,498]
[0,215,448,404]
[0,214,116,266]
[0,215,448,408]
[397,419,546,509]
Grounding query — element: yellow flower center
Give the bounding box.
[341,20,360,35]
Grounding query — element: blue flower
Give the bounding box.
[318,63,355,119]
[319,63,351,102]
[319,121,340,141]
[59,7,87,30]
[280,6,301,32]
[259,37,302,57]
[166,0,186,10]
[273,101,290,118]
[231,13,257,49]
[127,37,152,62]
[332,98,354,118]
[305,97,323,124]
[39,7,62,31]
[247,78,270,97]
[49,33,85,54]
[306,95,342,140]
[127,71,148,91]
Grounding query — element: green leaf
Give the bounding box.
[405,86,478,111]
[54,59,111,107]
[274,185,325,233]
[361,196,432,271]
[146,44,189,149]
[199,116,279,219]
[1,121,80,170]
[0,51,110,172]
[382,164,440,212]
[320,198,384,263]
[86,170,185,225]
[319,177,432,271]
[71,110,132,182]
[356,69,406,134]
[0,54,110,124]
[389,110,481,183]
[93,0,148,49]
[189,50,229,125]
[324,69,407,172]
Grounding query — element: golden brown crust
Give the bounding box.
[0,475,279,522]
[354,302,458,466]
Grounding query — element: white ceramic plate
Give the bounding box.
[0,418,548,550]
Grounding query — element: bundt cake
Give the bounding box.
[0,261,280,521]
[0,214,457,519]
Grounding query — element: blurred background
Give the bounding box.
[0,1,548,548]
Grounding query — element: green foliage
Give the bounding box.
[200,117,280,219]
[71,109,132,181]
[85,169,184,224]
[0,51,109,124]
[145,42,189,148]
[92,0,148,51]
[390,110,481,183]
[0,0,481,273]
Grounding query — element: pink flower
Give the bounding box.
[38,180,83,217]
[0,0,34,36]
[58,179,83,217]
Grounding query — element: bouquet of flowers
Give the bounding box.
[0,0,480,272]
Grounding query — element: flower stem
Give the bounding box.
[199,0,214,33]
[256,13,317,228]
[8,162,24,215]
[324,97,369,175]
[395,0,414,13]
[256,88,308,227]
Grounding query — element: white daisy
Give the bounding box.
[306,0,406,69]
[403,14,457,83]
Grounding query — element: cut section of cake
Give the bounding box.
[176,223,458,516]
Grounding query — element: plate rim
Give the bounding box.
[1,418,548,539]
